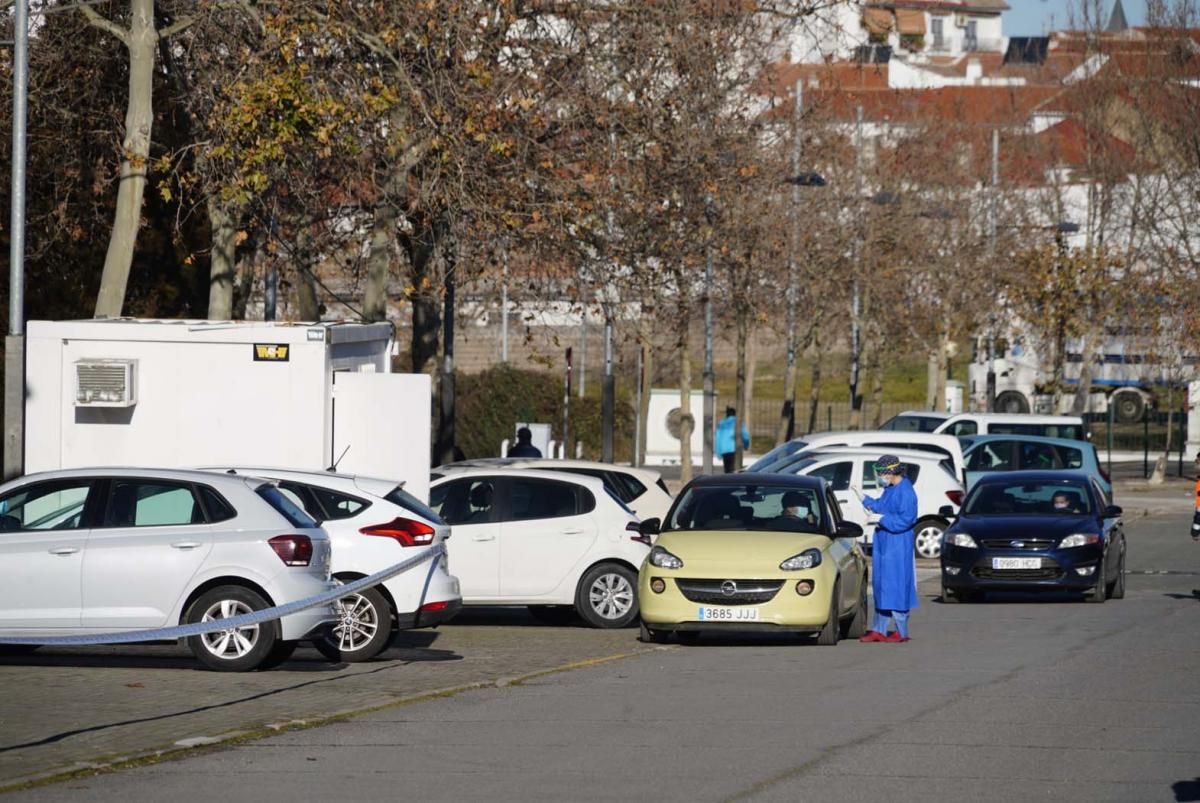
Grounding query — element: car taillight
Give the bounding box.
[627,520,651,546]
[360,517,437,547]
[945,490,965,507]
[269,534,313,566]
[419,600,451,613]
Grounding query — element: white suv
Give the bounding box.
[0,468,335,671]
[429,469,651,627]
[209,467,461,662]
[776,448,965,559]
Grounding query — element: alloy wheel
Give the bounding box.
[914,522,945,559]
[330,593,381,653]
[199,599,259,659]
[589,572,635,620]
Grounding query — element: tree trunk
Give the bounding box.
[402,223,441,374]
[296,267,320,321]
[206,195,236,320]
[869,342,885,429]
[637,303,655,467]
[806,331,822,434]
[94,0,156,318]
[1149,387,1176,484]
[1070,327,1098,415]
[777,324,799,446]
[734,308,749,471]
[364,201,397,322]
[744,328,758,448]
[934,328,951,414]
[925,348,939,411]
[679,307,694,485]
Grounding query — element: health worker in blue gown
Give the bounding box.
[852,455,919,643]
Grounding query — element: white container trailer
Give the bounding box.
[23,319,434,501]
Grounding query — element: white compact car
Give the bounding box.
[210,468,461,663]
[428,468,652,627]
[0,468,336,671]
[774,448,965,559]
[752,431,967,485]
[433,459,673,521]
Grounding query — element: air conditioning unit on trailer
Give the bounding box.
[75,359,137,407]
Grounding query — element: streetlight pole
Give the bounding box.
[778,80,803,446]
[4,0,29,480]
[702,194,716,475]
[986,128,999,411]
[849,105,864,429]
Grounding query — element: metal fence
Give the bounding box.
[1084,409,1192,478]
[745,399,913,439]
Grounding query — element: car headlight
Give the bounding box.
[649,545,684,570]
[946,533,978,548]
[1060,533,1101,548]
[780,548,823,571]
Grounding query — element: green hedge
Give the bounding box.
[456,364,634,461]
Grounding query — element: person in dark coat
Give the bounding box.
[852,455,919,643]
[508,427,543,458]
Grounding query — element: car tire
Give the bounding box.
[995,391,1030,414]
[941,585,960,604]
[315,585,394,663]
[257,640,298,670]
[1111,390,1145,424]
[575,563,639,629]
[528,605,580,626]
[815,580,840,646]
[1106,549,1126,600]
[1087,564,1108,603]
[842,578,868,638]
[639,621,669,643]
[185,585,280,672]
[914,518,946,560]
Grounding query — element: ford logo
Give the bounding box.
[1010,540,1025,548]
[721,580,738,597]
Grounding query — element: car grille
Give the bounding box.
[971,559,1064,581]
[980,538,1055,551]
[675,579,784,605]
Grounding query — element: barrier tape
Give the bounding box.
[0,542,446,646]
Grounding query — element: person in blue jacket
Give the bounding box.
[852,455,919,643]
[715,407,750,473]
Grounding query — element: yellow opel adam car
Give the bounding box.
[638,475,868,645]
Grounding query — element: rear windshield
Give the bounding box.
[881,415,944,433]
[385,486,445,525]
[964,480,1092,516]
[746,441,808,472]
[256,485,319,528]
[988,423,1086,441]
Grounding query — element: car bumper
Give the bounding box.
[385,557,461,629]
[941,543,1104,592]
[638,570,835,631]
[399,598,463,629]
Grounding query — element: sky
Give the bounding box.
[1001,0,1149,35]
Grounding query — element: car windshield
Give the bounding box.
[880,415,944,433]
[664,484,825,533]
[745,441,808,472]
[774,457,819,476]
[963,480,1092,516]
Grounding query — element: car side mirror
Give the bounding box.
[1103,505,1122,519]
[938,505,957,519]
[639,517,661,536]
[835,521,863,540]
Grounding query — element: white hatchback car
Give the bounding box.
[774,448,965,559]
[0,468,336,671]
[209,467,461,663]
[428,468,652,627]
[433,459,673,521]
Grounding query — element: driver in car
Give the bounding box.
[771,490,817,530]
[1052,492,1080,514]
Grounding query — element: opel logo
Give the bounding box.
[720,580,738,597]
[1010,540,1025,548]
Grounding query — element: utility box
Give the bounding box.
[24,319,433,501]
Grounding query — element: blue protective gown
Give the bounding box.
[861,477,920,611]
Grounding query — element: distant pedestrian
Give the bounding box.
[852,455,919,643]
[508,427,543,458]
[715,407,749,473]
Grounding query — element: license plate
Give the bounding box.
[992,557,1041,570]
[697,606,760,622]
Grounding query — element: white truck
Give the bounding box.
[22,319,435,501]
[967,325,1197,424]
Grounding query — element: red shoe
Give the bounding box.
[884,632,910,643]
[859,631,887,642]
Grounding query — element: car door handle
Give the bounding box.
[562,528,585,535]
[472,534,496,542]
[171,541,202,550]
[48,547,79,556]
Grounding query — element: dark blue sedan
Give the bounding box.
[939,471,1126,603]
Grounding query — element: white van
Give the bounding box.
[932,413,1087,441]
[751,431,967,485]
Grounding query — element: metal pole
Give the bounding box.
[601,306,614,463]
[1143,410,1149,479]
[578,304,587,398]
[1179,402,1186,478]
[1107,401,1113,479]
[436,254,457,466]
[702,196,715,475]
[563,347,571,459]
[500,248,509,363]
[849,106,863,428]
[986,128,999,412]
[4,0,29,481]
[779,80,803,446]
[634,346,643,468]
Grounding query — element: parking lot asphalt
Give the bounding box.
[3,483,1197,800]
